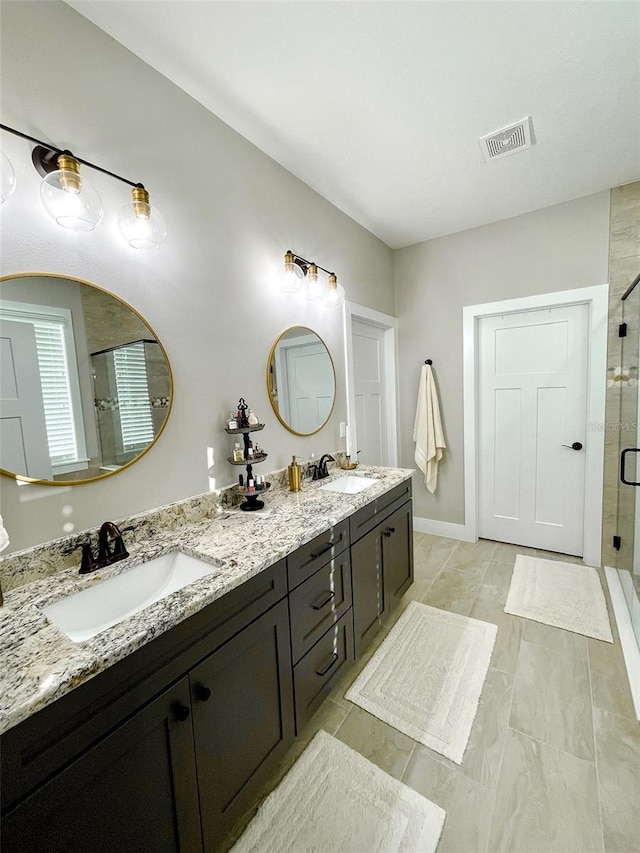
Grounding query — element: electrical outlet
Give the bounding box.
[339,422,346,438]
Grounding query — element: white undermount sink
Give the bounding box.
[319,475,377,494]
[40,552,216,643]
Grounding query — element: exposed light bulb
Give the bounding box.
[40,153,103,231]
[0,150,16,203]
[303,263,325,301]
[324,273,345,308]
[118,185,167,249]
[279,250,303,292]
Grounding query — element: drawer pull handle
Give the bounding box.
[310,541,335,558]
[384,527,396,538]
[315,652,340,677]
[172,702,191,722]
[312,590,336,610]
[194,684,212,702]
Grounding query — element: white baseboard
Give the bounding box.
[413,517,475,542]
[605,566,640,721]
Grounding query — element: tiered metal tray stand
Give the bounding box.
[226,423,270,511]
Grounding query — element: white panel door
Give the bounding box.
[0,319,52,479]
[478,304,589,555]
[352,319,387,465]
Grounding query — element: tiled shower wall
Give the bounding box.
[602,181,640,568]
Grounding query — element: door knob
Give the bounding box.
[562,442,583,451]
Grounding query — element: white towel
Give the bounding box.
[413,364,446,493]
[0,513,9,553]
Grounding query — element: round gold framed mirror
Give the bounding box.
[267,326,336,436]
[0,272,173,485]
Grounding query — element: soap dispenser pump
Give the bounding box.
[288,455,302,492]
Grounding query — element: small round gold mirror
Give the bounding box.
[267,326,335,436]
[0,272,173,485]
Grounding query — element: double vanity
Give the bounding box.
[0,466,414,852]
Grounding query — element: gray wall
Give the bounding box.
[0,1,394,551]
[395,191,611,525]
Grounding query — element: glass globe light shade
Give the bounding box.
[40,155,103,231]
[0,150,16,203]
[118,186,167,250]
[279,251,304,292]
[325,274,345,308]
[303,263,326,301]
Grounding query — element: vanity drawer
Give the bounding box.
[349,480,412,543]
[289,551,352,663]
[286,519,349,590]
[293,609,354,733]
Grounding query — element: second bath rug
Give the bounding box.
[505,555,613,642]
[345,601,497,763]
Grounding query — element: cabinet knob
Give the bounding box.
[383,526,396,538]
[194,684,212,702]
[172,702,191,722]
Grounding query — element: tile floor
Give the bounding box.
[227,535,640,853]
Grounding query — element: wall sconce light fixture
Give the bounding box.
[279,250,345,308]
[1,124,167,249]
[0,149,16,204]
[38,150,104,232]
[325,272,346,308]
[118,185,167,250]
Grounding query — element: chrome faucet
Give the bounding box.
[311,454,335,480]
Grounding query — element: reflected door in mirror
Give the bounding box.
[268,327,335,436]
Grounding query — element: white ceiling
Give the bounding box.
[68,1,640,249]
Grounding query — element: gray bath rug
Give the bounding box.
[230,730,446,853]
[345,601,497,764]
[505,555,613,642]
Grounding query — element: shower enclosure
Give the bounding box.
[91,339,170,471]
[613,273,640,697]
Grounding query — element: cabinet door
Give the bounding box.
[190,598,294,850]
[351,523,385,658]
[383,502,414,613]
[1,678,202,853]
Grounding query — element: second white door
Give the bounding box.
[478,303,589,556]
[351,319,387,466]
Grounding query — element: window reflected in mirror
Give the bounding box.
[267,326,335,436]
[0,273,172,485]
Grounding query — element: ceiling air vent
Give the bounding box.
[479,116,533,162]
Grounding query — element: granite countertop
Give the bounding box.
[0,465,413,735]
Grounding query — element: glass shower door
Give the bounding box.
[616,280,640,647]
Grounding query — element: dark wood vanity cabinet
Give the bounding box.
[1,560,293,853]
[351,482,414,658]
[2,677,203,853]
[1,479,413,853]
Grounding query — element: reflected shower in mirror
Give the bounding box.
[0,273,172,485]
[267,326,335,436]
